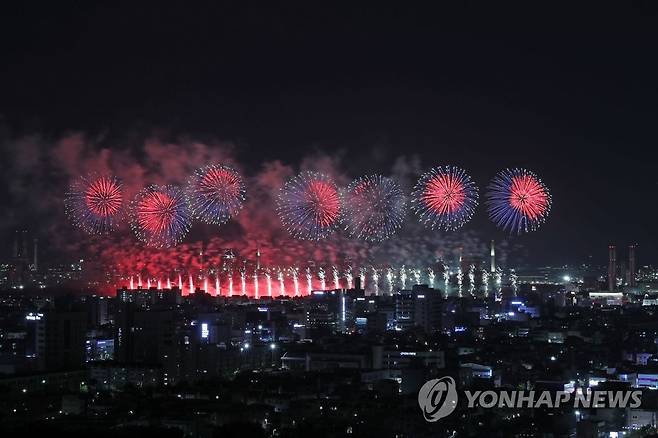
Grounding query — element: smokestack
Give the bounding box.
[629,244,636,287]
[21,230,28,261]
[12,231,18,258]
[490,240,496,273]
[608,245,616,291]
[33,238,38,271]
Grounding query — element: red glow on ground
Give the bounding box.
[122,274,331,298]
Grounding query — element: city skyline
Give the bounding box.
[2,4,658,437]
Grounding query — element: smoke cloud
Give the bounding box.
[1,130,513,288]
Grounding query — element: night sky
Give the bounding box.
[1,4,657,266]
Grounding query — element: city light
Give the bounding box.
[0,11,651,437]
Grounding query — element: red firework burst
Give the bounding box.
[411,166,478,231]
[277,171,342,240]
[64,174,124,235]
[423,173,467,214]
[131,185,191,248]
[139,192,176,232]
[85,176,123,216]
[306,179,341,227]
[508,174,550,220]
[187,164,246,225]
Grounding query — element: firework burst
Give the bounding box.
[486,168,551,233]
[343,175,406,241]
[64,174,124,234]
[186,164,246,225]
[277,171,342,239]
[130,185,192,248]
[411,166,478,231]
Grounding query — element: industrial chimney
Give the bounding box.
[21,230,28,261]
[608,245,616,291]
[12,230,18,259]
[33,238,38,271]
[629,244,636,287]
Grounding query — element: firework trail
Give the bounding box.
[468,265,475,294]
[371,267,380,295]
[413,268,421,285]
[344,266,353,289]
[510,270,518,294]
[343,175,406,241]
[290,267,300,296]
[277,268,286,296]
[277,171,342,240]
[428,268,435,287]
[386,268,394,293]
[411,166,479,231]
[186,164,246,225]
[400,266,407,289]
[332,266,340,289]
[240,267,246,295]
[130,185,191,248]
[64,174,124,235]
[265,269,272,297]
[306,267,313,294]
[486,168,551,234]
[318,267,326,290]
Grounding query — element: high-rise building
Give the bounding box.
[114,302,178,379]
[36,310,87,371]
[32,237,38,271]
[490,240,496,273]
[629,244,637,287]
[395,285,442,333]
[608,245,617,291]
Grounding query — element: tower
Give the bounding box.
[33,238,38,271]
[608,245,616,292]
[21,230,28,261]
[12,230,18,258]
[490,240,496,273]
[629,244,636,287]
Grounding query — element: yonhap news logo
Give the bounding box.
[417,376,459,422]
[418,376,643,422]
